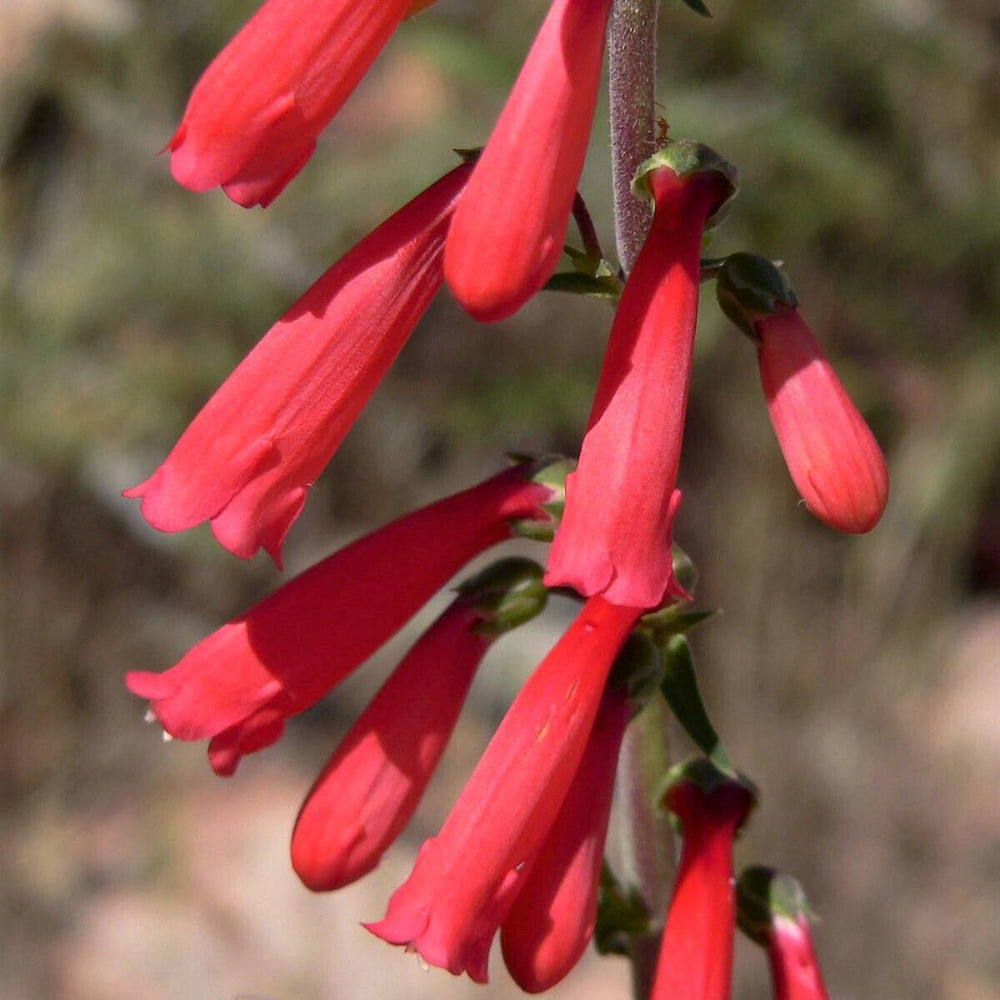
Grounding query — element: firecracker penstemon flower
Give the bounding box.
[444,0,614,322]
[367,596,642,982]
[545,141,738,609]
[127,457,568,776]
[737,867,832,1000]
[124,0,893,985]
[650,760,757,1000]
[292,558,549,893]
[167,0,438,207]
[125,160,472,566]
[500,676,631,992]
[716,253,889,533]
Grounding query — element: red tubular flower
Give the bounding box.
[366,597,641,982]
[126,459,565,776]
[125,162,472,566]
[716,253,889,534]
[546,142,738,608]
[500,681,630,993]
[444,0,614,322]
[759,309,889,533]
[736,867,831,1000]
[167,0,422,207]
[291,558,548,892]
[651,760,756,1000]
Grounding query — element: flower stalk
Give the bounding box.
[609,0,659,274]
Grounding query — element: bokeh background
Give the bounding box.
[2,0,999,997]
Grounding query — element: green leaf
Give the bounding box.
[659,636,735,775]
[543,271,622,299]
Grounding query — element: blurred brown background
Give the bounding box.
[1,0,999,997]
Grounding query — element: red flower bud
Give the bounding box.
[366,597,641,982]
[651,762,755,1000]
[167,0,415,207]
[546,143,737,608]
[716,252,889,534]
[500,682,630,993]
[444,0,613,321]
[756,308,888,533]
[125,162,471,566]
[126,462,557,776]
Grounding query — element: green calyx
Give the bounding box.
[632,140,740,231]
[608,631,663,708]
[659,755,759,812]
[457,557,548,638]
[715,252,799,340]
[595,863,653,956]
[737,866,817,945]
[507,452,576,542]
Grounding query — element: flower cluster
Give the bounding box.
[127,0,879,993]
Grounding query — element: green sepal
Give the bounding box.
[640,605,718,641]
[607,630,663,710]
[506,453,575,541]
[659,756,759,814]
[678,0,713,18]
[737,866,818,945]
[632,140,739,231]
[715,252,799,340]
[452,147,482,163]
[456,557,548,638]
[658,636,735,776]
[544,271,623,299]
[594,863,652,956]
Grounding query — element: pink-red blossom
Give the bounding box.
[500,682,630,993]
[546,143,737,608]
[651,761,755,1000]
[126,461,559,776]
[715,252,888,533]
[167,0,426,207]
[367,597,641,982]
[291,558,547,893]
[292,601,490,892]
[756,306,888,533]
[444,0,614,321]
[125,161,472,566]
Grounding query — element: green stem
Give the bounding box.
[609,0,659,275]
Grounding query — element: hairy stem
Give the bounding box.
[609,0,659,275]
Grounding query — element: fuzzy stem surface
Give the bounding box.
[609,0,659,274]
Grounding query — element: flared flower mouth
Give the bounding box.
[545,143,738,609]
[166,0,417,207]
[366,597,642,982]
[127,459,568,774]
[125,161,474,565]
